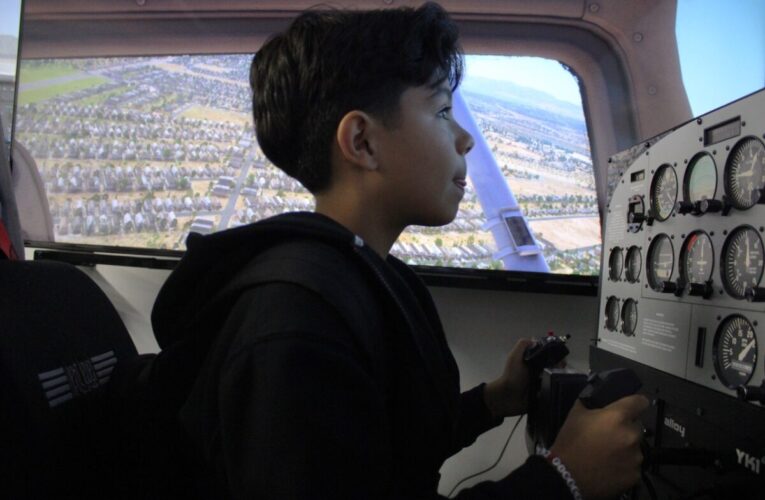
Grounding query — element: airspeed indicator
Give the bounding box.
[650,165,678,221]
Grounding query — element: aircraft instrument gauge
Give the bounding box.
[681,231,714,284]
[713,315,757,389]
[721,226,764,299]
[650,164,678,221]
[605,296,620,331]
[724,137,765,210]
[647,234,674,291]
[608,247,623,281]
[621,299,638,336]
[684,153,717,203]
[625,246,642,283]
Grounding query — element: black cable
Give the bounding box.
[641,472,658,500]
[447,415,525,498]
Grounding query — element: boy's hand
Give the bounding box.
[483,338,534,418]
[550,395,649,499]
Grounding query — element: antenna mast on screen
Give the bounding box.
[452,88,548,272]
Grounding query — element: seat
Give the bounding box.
[0,259,140,498]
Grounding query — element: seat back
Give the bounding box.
[0,259,139,498]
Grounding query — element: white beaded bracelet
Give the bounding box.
[536,445,584,500]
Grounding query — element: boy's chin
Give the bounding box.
[417,208,460,227]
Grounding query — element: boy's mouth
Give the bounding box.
[453,178,467,189]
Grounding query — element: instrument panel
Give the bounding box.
[599,89,765,404]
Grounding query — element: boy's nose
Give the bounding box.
[458,125,475,156]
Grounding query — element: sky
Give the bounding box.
[676,0,765,116]
[464,0,765,118]
[0,0,23,37]
[465,56,583,106]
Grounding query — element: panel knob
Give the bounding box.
[687,281,714,299]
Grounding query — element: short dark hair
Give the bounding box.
[250,2,463,193]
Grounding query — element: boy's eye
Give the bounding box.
[437,106,452,119]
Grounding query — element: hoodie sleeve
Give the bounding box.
[448,384,504,455]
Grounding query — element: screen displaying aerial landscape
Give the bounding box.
[14,54,600,275]
[0,0,21,165]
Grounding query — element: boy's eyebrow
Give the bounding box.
[428,85,453,101]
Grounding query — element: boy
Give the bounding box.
[150,3,647,498]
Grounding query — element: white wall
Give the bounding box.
[431,286,597,495]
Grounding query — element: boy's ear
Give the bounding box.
[336,110,379,171]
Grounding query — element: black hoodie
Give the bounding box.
[148,212,572,499]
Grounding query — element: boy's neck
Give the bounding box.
[314,196,402,259]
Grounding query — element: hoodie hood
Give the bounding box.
[151,212,358,350]
[150,210,461,429]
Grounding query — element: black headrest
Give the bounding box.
[0,259,138,498]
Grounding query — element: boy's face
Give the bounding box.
[374,80,474,229]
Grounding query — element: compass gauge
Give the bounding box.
[713,315,757,389]
[681,231,714,284]
[650,165,678,221]
[721,226,764,299]
[724,137,765,210]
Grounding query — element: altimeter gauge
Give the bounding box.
[713,315,757,389]
[724,137,765,210]
[721,226,764,299]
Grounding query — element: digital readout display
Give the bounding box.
[704,117,741,146]
[630,170,645,182]
[504,215,535,247]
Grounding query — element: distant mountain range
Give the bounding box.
[0,35,18,58]
[461,75,585,122]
